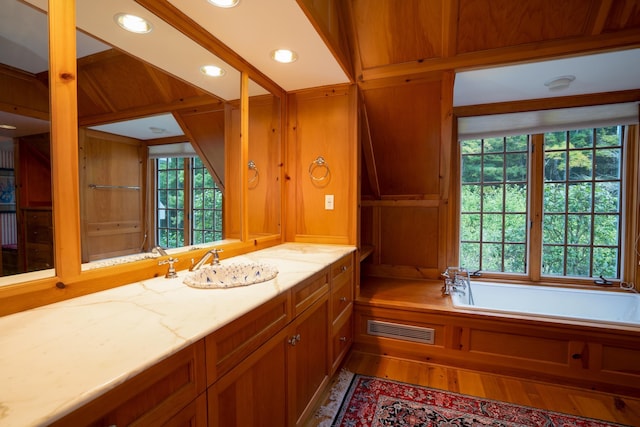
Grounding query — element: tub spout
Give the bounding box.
[441,266,470,296]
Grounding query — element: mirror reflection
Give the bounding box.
[0,1,53,278]
[77,54,240,265]
[248,79,281,238]
[0,0,283,277]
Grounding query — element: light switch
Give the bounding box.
[325,194,334,210]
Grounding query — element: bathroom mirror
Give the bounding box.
[67,0,248,266]
[0,1,55,282]
[248,79,281,239]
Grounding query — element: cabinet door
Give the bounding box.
[51,342,206,427]
[208,329,288,427]
[288,295,330,427]
[163,394,207,427]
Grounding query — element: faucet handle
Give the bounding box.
[211,248,223,265]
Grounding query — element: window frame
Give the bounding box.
[455,125,638,288]
[152,156,223,249]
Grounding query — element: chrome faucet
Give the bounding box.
[190,248,223,271]
[151,246,168,256]
[152,246,179,278]
[440,266,471,296]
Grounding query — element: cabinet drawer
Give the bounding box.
[51,341,206,427]
[25,242,53,269]
[331,313,353,372]
[206,292,289,384]
[291,268,329,317]
[24,209,52,227]
[331,273,352,323]
[26,223,53,243]
[331,253,353,282]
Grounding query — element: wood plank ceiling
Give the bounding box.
[341,0,640,198]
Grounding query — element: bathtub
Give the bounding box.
[450,281,640,327]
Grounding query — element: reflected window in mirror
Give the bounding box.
[154,155,223,249]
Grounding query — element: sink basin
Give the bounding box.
[183,262,278,289]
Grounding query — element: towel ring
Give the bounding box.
[248,160,259,184]
[308,156,330,181]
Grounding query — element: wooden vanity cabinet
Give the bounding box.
[51,341,206,427]
[329,253,354,373]
[207,267,332,427]
[51,252,354,427]
[288,293,330,427]
[207,327,289,427]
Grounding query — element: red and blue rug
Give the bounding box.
[319,372,632,427]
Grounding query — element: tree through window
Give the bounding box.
[156,157,223,249]
[459,126,625,282]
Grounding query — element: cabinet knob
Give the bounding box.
[339,336,347,342]
[288,334,301,346]
[339,296,347,303]
[341,265,348,272]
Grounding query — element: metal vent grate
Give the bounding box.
[367,320,435,344]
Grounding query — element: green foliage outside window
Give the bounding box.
[460,126,623,280]
[157,157,223,249]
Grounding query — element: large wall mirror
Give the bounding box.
[0,1,54,282]
[0,0,283,280]
[248,79,281,239]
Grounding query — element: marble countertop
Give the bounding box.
[0,243,355,427]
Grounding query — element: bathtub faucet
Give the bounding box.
[440,266,471,296]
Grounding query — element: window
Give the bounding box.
[156,157,223,249]
[459,126,626,283]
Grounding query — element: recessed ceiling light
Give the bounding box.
[271,49,298,64]
[200,65,226,77]
[0,124,17,130]
[544,75,575,91]
[207,0,240,8]
[114,13,153,34]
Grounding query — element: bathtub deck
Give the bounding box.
[355,276,640,398]
[358,276,450,310]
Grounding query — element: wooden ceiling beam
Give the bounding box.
[359,28,640,82]
[78,94,220,127]
[453,89,640,117]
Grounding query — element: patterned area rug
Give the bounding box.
[321,373,631,427]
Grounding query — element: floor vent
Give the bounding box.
[367,320,435,344]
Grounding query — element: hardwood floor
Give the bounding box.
[305,351,640,426]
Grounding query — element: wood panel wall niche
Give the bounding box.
[359,75,451,280]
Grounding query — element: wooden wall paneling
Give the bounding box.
[173,103,226,190]
[285,85,357,244]
[248,94,281,238]
[361,80,442,196]
[17,134,52,208]
[378,205,439,277]
[0,65,49,120]
[456,0,597,54]
[80,129,144,262]
[350,0,443,69]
